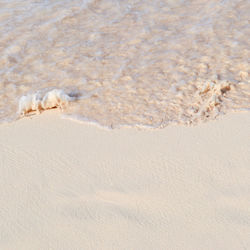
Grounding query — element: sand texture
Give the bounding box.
[0,112,250,250]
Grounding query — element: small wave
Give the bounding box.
[0,0,249,128]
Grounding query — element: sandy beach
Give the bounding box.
[1,0,249,249]
[0,111,249,250]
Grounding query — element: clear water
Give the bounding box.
[0,0,249,128]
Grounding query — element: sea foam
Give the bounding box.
[18,89,73,116]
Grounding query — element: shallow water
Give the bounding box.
[0,0,249,128]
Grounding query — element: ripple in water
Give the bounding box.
[0,0,249,128]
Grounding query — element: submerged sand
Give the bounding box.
[0,111,249,250]
[1,0,249,127]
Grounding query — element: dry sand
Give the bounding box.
[0,111,250,250]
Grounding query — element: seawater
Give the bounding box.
[0,0,249,128]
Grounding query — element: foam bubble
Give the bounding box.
[41,89,72,110]
[18,89,73,116]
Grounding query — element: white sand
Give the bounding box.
[0,111,250,250]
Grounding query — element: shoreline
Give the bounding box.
[0,111,250,250]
